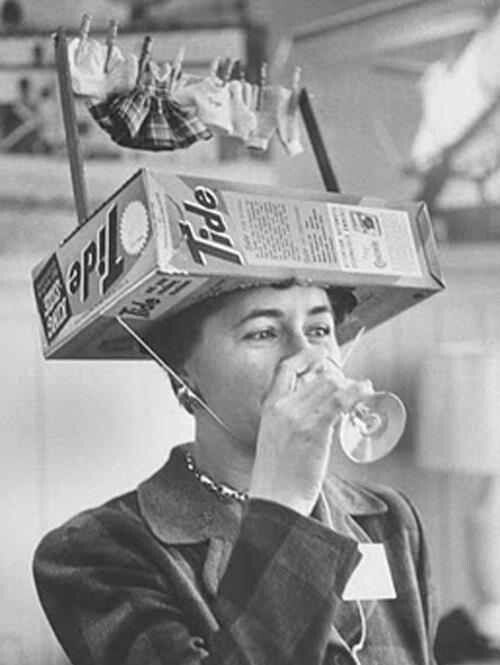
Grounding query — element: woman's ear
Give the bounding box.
[177,364,197,394]
[177,385,197,414]
[174,367,201,414]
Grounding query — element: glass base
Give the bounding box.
[338,392,407,464]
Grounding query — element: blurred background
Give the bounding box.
[3,0,500,663]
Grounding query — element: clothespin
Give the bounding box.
[75,13,91,64]
[169,46,185,92]
[221,57,234,84]
[136,35,152,86]
[239,62,246,83]
[229,59,240,81]
[288,65,302,114]
[237,62,252,106]
[210,57,221,80]
[257,61,268,110]
[104,19,118,74]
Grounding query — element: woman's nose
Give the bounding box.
[282,330,311,357]
[281,329,343,365]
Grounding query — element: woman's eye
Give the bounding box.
[244,329,277,341]
[307,325,332,338]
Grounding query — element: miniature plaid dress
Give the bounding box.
[88,69,212,150]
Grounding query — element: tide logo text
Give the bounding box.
[179,185,243,265]
[66,203,124,303]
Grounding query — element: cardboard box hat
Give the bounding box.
[31,170,445,360]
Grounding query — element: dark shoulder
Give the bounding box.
[365,481,422,530]
[31,488,181,650]
[324,473,422,529]
[325,473,423,538]
[33,489,148,570]
[345,477,425,559]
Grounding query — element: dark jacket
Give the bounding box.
[33,444,437,665]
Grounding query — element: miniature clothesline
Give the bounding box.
[68,13,303,154]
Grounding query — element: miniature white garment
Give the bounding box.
[173,75,233,134]
[68,37,138,102]
[227,79,256,141]
[276,86,303,156]
[246,84,281,150]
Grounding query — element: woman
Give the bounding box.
[33,281,437,665]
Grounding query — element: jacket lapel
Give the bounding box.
[137,444,243,595]
[319,475,389,647]
[137,445,389,612]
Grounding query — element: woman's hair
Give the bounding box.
[146,282,357,396]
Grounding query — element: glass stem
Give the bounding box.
[351,402,383,436]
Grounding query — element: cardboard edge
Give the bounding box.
[414,201,446,290]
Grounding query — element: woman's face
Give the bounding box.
[183,284,342,447]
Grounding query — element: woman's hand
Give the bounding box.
[249,347,373,516]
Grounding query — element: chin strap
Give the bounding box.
[115,316,236,438]
[350,600,367,664]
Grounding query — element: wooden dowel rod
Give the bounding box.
[54,27,89,226]
[299,87,340,193]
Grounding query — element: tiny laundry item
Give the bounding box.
[87,36,154,146]
[173,58,233,134]
[105,53,139,98]
[342,543,397,601]
[87,34,211,151]
[68,37,123,100]
[277,66,304,156]
[69,17,304,156]
[68,20,137,103]
[228,78,256,141]
[246,62,281,150]
[88,87,148,145]
[246,84,281,150]
[134,79,213,151]
[89,73,212,150]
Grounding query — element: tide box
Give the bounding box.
[31,169,445,359]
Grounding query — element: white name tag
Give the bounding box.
[342,543,397,601]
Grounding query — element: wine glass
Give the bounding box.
[335,328,407,464]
